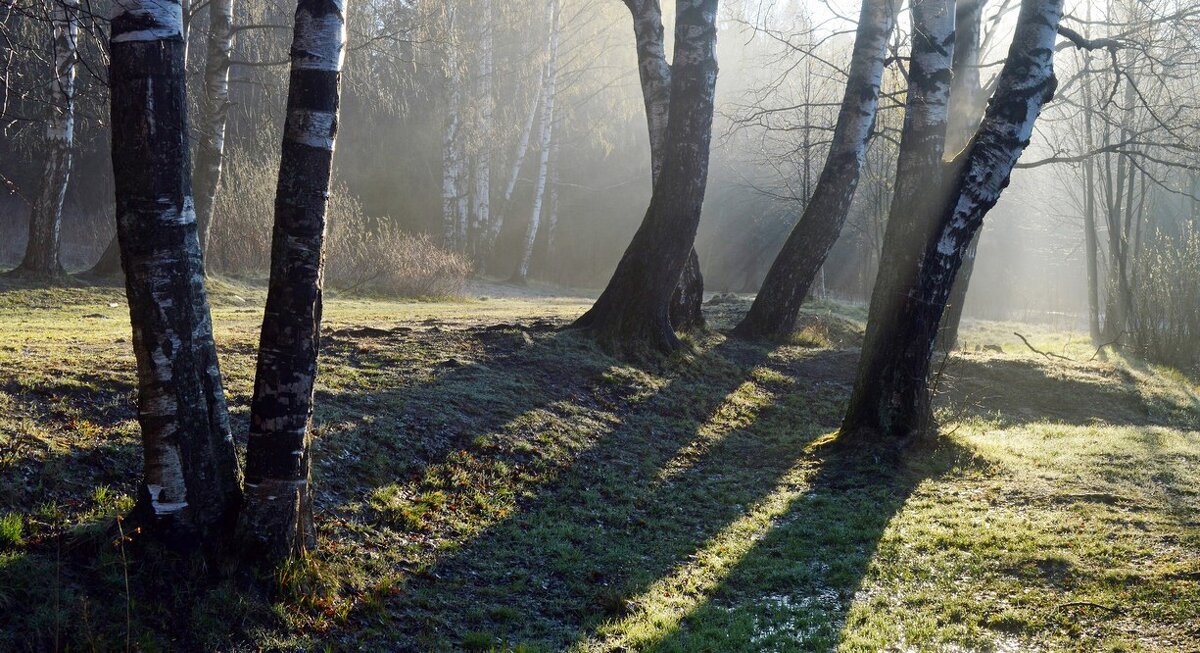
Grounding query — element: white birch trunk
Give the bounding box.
[193,0,234,254]
[470,0,493,258]
[513,0,559,284]
[109,0,242,543]
[441,4,466,250]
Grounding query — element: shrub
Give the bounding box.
[208,152,470,298]
[1130,221,1200,371]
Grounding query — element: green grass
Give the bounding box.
[0,276,1197,651]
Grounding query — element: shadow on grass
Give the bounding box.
[630,439,979,652]
[938,355,1164,427]
[335,336,870,650]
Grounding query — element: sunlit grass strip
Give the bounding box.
[653,377,776,484]
[574,438,834,652]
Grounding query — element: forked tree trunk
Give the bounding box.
[733,0,898,339]
[237,0,346,564]
[623,0,704,331]
[841,0,1063,442]
[193,0,235,254]
[15,0,78,278]
[109,0,242,544]
[841,0,956,441]
[571,0,718,355]
[513,0,558,285]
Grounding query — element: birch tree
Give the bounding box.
[935,0,986,351]
[620,0,706,330]
[512,0,558,285]
[732,0,899,339]
[193,0,235,254]
[571,0,719,354]
[237,0,346,563]
[109,0,242,543]
[13,0,77,278]
[842,0,956,440]
[470,0,493,261]
[442,3,467,251]
[842,0,1065,441]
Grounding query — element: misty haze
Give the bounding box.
[1,0,1198,650]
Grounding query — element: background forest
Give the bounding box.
[3,0,1197,369]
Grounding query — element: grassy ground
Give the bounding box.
[0,277,1197,651]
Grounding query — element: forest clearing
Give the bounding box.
[3,0,1199,648]
[1,279,1197,651]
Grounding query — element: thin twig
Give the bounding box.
[1057,601,1122,614]
[1014,332,1074,362]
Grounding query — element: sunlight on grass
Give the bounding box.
[575,437,834,652]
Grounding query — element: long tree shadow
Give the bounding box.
[627,438,980,652]
[338,336,864,650]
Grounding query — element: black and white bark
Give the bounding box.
[490,81,542,253]
[512,0,558,284]
[733,0,899,339]
[193,0,235,254]
[571,0,718,355]
[469,0,493,261]
[622,0,705,331]
[934,0,986,351]
[842,0,956,441]
[109,0,242,544]
[842,0,1063,442]
[14,0,78,278]
[441,4,467,251]
[237,0,346,564]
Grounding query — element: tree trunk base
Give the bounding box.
[236,478,315,567]
[572,302,681,358]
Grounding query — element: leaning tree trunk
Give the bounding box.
[14,0,78,278]
[193,0,235,254]
[932,0,985,351]
[733,0,898,339]
[570,0,718,355]
[109,0,242,544]
[840,0,955,442]
[623,0,705,331]
[237,0,346,564]
[489,82,542,254]
[513,0,559,285]
[841,0,1063,442]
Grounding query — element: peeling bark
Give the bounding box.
[571,0,718,355]
[15,0,78,278]
[193,0,235,254]
[842,0,1064,442]
[237,0,346,564]
[109,0,242,544]
[733,0,899,339]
